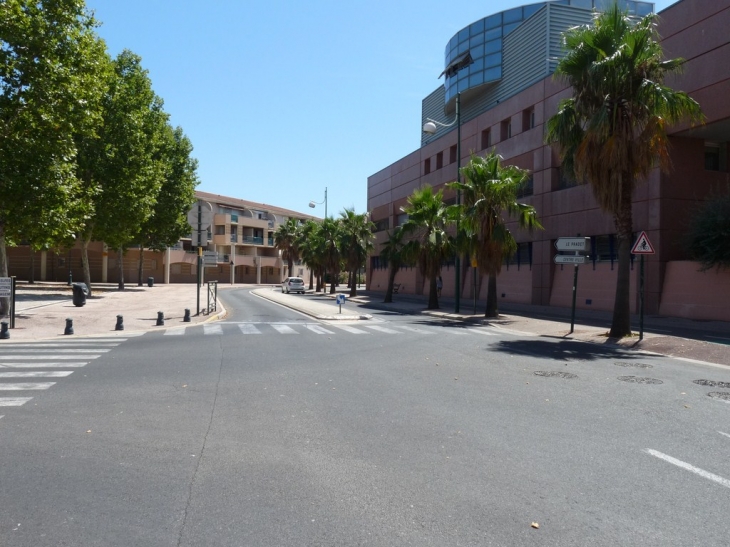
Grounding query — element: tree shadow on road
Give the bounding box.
[489,338,646,362]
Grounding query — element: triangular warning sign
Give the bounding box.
[631,231,655,254]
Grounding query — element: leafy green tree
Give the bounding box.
[685,192,730,272]
[134,124,199,285]
[401,186,453,310]
[296,220,322,290]
[451,152,543,318]
[274,218,302,278]
[320,217,342,294]
[545,3,703,337]
[338,208,374,297]
[0,0,107,313]
[379,226,409,304]
[75,49,168,290]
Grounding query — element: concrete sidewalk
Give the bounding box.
[1,282,225,341]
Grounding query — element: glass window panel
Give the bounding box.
[458,40,469,54]
[504,7,523,23]
[523,3,543,18]
[485,13,501,29]
[636,3,653,16]
[458,28,469,44]
[450,35,458,51]
[471,44,484,59]
[457,76,469,92]
[469,72,484,87]
[445,49,451,64]
[469,58,484,73]
[484,39,501,54]
[503,22,521,35]
[471,18,485,34]
[470,32,484,48]
[485,26,502,41]
[484,66,501,82]
[451,45,459,61]
[484,52,501,68]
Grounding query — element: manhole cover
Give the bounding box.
[617,376,663,384]
[694,380,730,389]
[707,392,730,401]
[534,371,578,379]
[615,362,653,368]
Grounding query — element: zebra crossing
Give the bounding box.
[161,321,507,338]
[0,336,139,410]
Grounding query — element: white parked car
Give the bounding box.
[281,276,305,294]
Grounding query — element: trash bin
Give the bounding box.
[71,282,88,307]
[147,277,154,288]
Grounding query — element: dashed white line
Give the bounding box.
[0,355,101,360]
[163,328,186,336]
[0,371,73,378]
[271,324,298,334]
[238,324,261,335]
[0,349,110,354]
[331,325,369,334]
[306,325,335,335]
[645,449,730,489]
[364,325,400,334]
[203,324,223,336]
[0,398,33,407]
[0,382,55,390]
[0,362,88,368]
[719,431,730,440]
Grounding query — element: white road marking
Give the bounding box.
[719,431,730,440]
[0,349,110,354]
[203,324,223,336]
[0,371,73,378]
[164,328,186,336]
[0,355,101,360]
[238,324,262,334]
[331,325,369,334]
[0,343,120,347]
[364,325,400,334]
[271,324,298,334]
[0,398,33,407]
[0,382,55,390]
[0,362,88,368]
[395,325,426,333]
[645,449,730,489]
[306,325,335,335]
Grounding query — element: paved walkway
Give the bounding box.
[2,282,728,368]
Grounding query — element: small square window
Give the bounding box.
[436,152,443,170]
[424,157,431,175]
[705,142,721,171]
[501,119,511,140]
[522,107,535,131]
[449,145,457,164]
[481,129,491,150]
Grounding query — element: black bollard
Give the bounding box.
[115,315,124,331]
[0,321,9,340]
[64,318,74,335]
[183,308,191,322]
[156,311,165,326]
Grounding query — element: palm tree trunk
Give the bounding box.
[485,270,499,318]
[427,277,439,309]
[610,180,634,337]
[81,237,92,293]
[384,266,398,303]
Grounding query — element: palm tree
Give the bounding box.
[401,186,453,310]
[339,208,374,297]
[320,217,342,294]
[273,218,301,278]
[451,152,543,318]
[379,226,409,303]
[297,219,323,290]
[545,3,703,337]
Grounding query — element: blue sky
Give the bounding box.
[87,0,677,219]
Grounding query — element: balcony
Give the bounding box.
[230,234,238,243]
[242,236,264,245]
[268,237,274,246]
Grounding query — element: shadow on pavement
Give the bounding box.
[489,339,647,362]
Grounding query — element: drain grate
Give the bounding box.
[617,376,663,384]
[615,362,653,369]
[693,379,730,389]
[534,371,578,379]
[707,392,730,401]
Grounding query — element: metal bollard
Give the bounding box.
[115,315,124,331]
[156,311,165,326]
[0,321,9,340]
[183,308,191,322]
[64,318,74,335]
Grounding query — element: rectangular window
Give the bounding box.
[705,142,721,171]
[396,213,408,226]
[215,225,225,236]
[374,219,389,232]
[436,151,443,170]
[480,129,491,150]
[522,107,535,131]
[501,119,511,140]
[424,158,431,175]
[449,145,457,164]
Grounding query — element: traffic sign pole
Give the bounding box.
[570,265,579,334]
[640,255,645,340]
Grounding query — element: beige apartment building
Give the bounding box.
[6,190,316,286]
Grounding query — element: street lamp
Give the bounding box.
[423,91,463,314]
[309,187,327,219]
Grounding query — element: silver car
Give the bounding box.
[281,276,305,294]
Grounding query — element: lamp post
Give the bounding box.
[309,187,327,219]
[423,92,462,314]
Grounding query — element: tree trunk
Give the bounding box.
[117,247,125,290]
[287,258,293,277]
[427,277,439,309]
[0,223,9,317]
[349,270,357,298]
[610,179,634,337]
[485,270,499,318]
[384,266,398,303]
[81,237,92,294]
[137,247,144,287]
[308,269,314,290]
[29,248,35,283]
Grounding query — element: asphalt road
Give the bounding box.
[1,288,729,546]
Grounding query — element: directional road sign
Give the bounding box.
[335,294,346,305]
[187,201,213,231]
[554,255,588,265]
[0,277,11,297]
[203,251,218,266]
[554,237,590,252]
[631,231,655,255]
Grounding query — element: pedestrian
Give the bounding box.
[436,276,443,297]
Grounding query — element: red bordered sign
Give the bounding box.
[631,231,655,255]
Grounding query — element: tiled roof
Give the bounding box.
[195,191,320,221]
